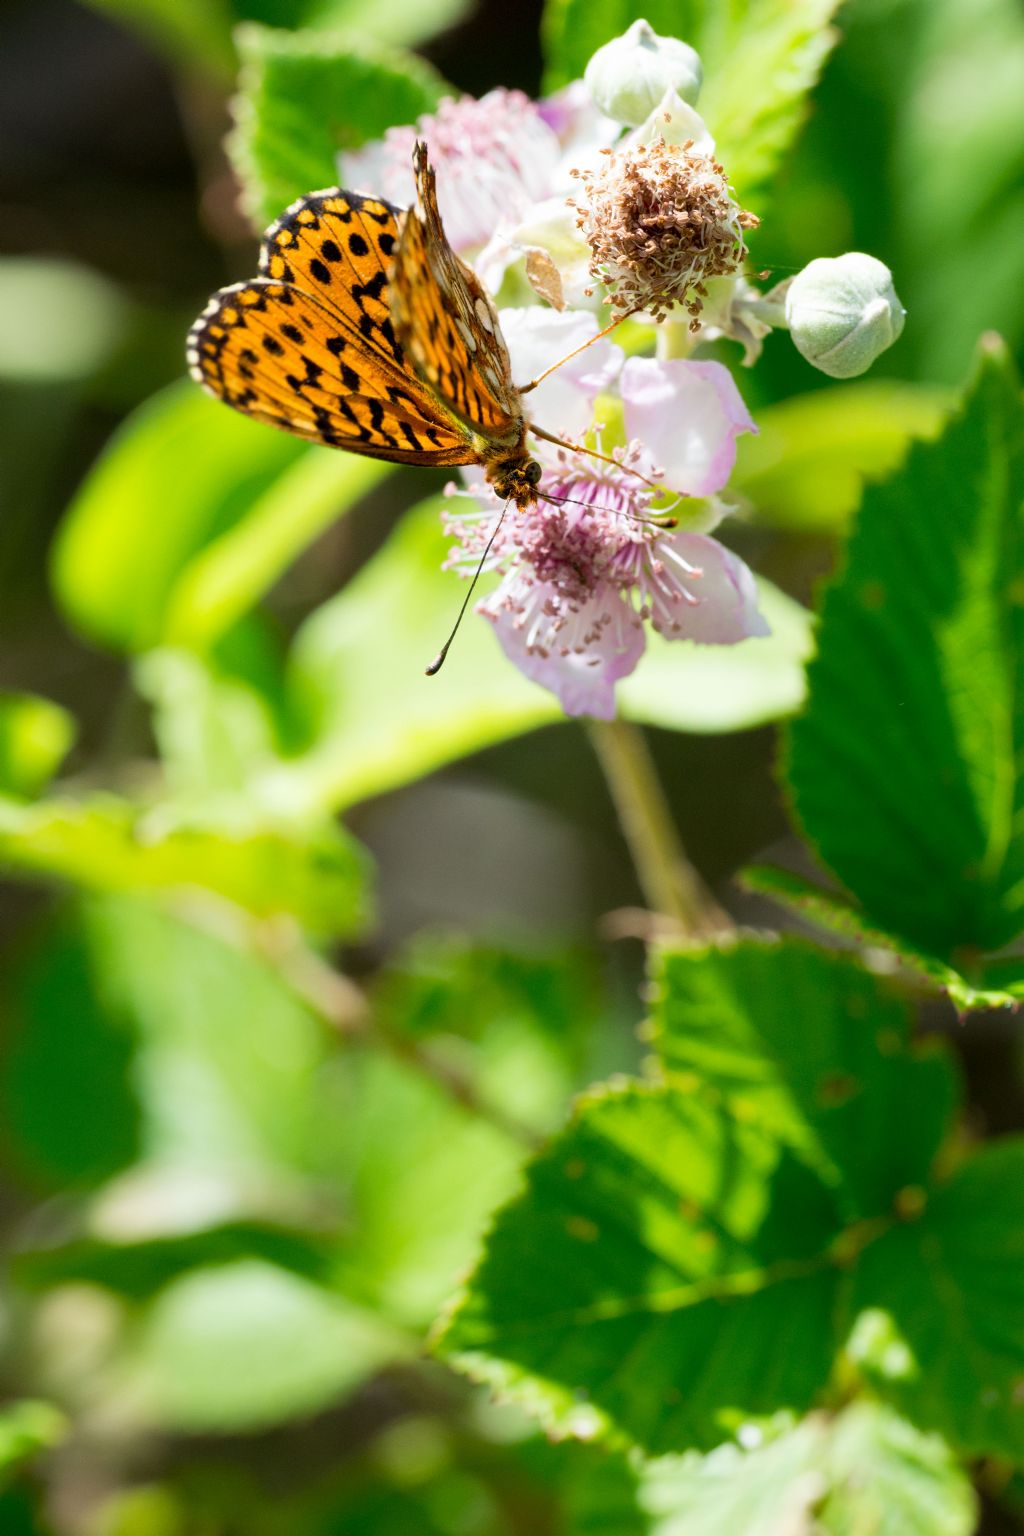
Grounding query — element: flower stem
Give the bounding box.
[656,315,697,361]
[588,718,732,940]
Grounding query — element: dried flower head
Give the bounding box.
[568,135,758,325]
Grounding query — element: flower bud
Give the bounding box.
[584,19,702,128]
[784,253,906,379]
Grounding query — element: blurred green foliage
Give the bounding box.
[2,0,1024,1531]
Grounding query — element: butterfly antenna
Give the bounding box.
[528,421,663,492]
[426,500,510,676]
[517,310,633,395]
[537,488,678,528]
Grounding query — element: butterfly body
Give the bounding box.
[188,145,542,509]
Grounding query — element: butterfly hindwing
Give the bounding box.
[187,276,475,464]
[391,144,525,445]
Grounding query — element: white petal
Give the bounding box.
[481,576,644,719]
[338,137,413,206]
[649,532,770,643]
[499,307,623,438]
[629,88,715,153]
[620,357,756,496]
[538,80,622,184]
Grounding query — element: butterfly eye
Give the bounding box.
[525,460,543,486]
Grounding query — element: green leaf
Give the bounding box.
[0,794,370,939]
[436,939,958,1453]
[541,0,841,201]
[81,0,236,82]
[130,1259,401,1431]
[328,1048,525,1329]
[0,1403,67,1490]
[77,895,337,1191]
[787,337,1024,966]
[374,934,601,1136]
[268,499,811,812]
[699,1,841,204]
[853,1138,1024,1462]
[82,0,472,82]
[641,1403,976,1536]
[653,939,957,1220]
[437,1078,848,1453]
[741,865,1024,1012]
[231,24,447,229]
[733,382,951,533]
[15,1222,333,1301]
[296,0,474,49]
[0,910,142,1191]
[63,899,521,1335]
[52,380,388,653]
[0,693,76,799]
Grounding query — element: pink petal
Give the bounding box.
[649,532,770,643]
[500,308,623,439]
[480,575,645,719]
[620,357,757,496]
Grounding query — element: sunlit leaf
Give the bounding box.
[52,380,388,653]
[853,1138,1024,1461]
[374,934,601,1135]
[80,0,472,82]
[438,939,957,1453]
[0,1403,67,1491]
[787,337,1024,966]
[734,382,951,533]
[438,1077,848,1452]
[741,864,1024,1012]
[130,1260,401,1431]
[0,793,370,938]
[541,0,842,201]
[0,693,76,800]
[82,0,236,81]
[231,24,447,229]
[653,938,957,1218]
[641,1403,976,1536]
[35,900,522,1336]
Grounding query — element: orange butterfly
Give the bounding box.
[188,143,545,511]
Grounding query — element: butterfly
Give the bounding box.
[187,142,544,511]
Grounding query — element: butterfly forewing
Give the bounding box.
[260,190,402,356]
[390,144,525,444]
[188,188,477,464]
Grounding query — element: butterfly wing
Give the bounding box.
[188,189,477,466]
[390,144,526,448]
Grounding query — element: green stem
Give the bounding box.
[656,315,697,361]
[588,719,732,940]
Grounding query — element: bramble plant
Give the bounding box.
[2,2,1024,1534]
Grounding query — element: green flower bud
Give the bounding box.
[584,19,702,128]
[784,253,906,379]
